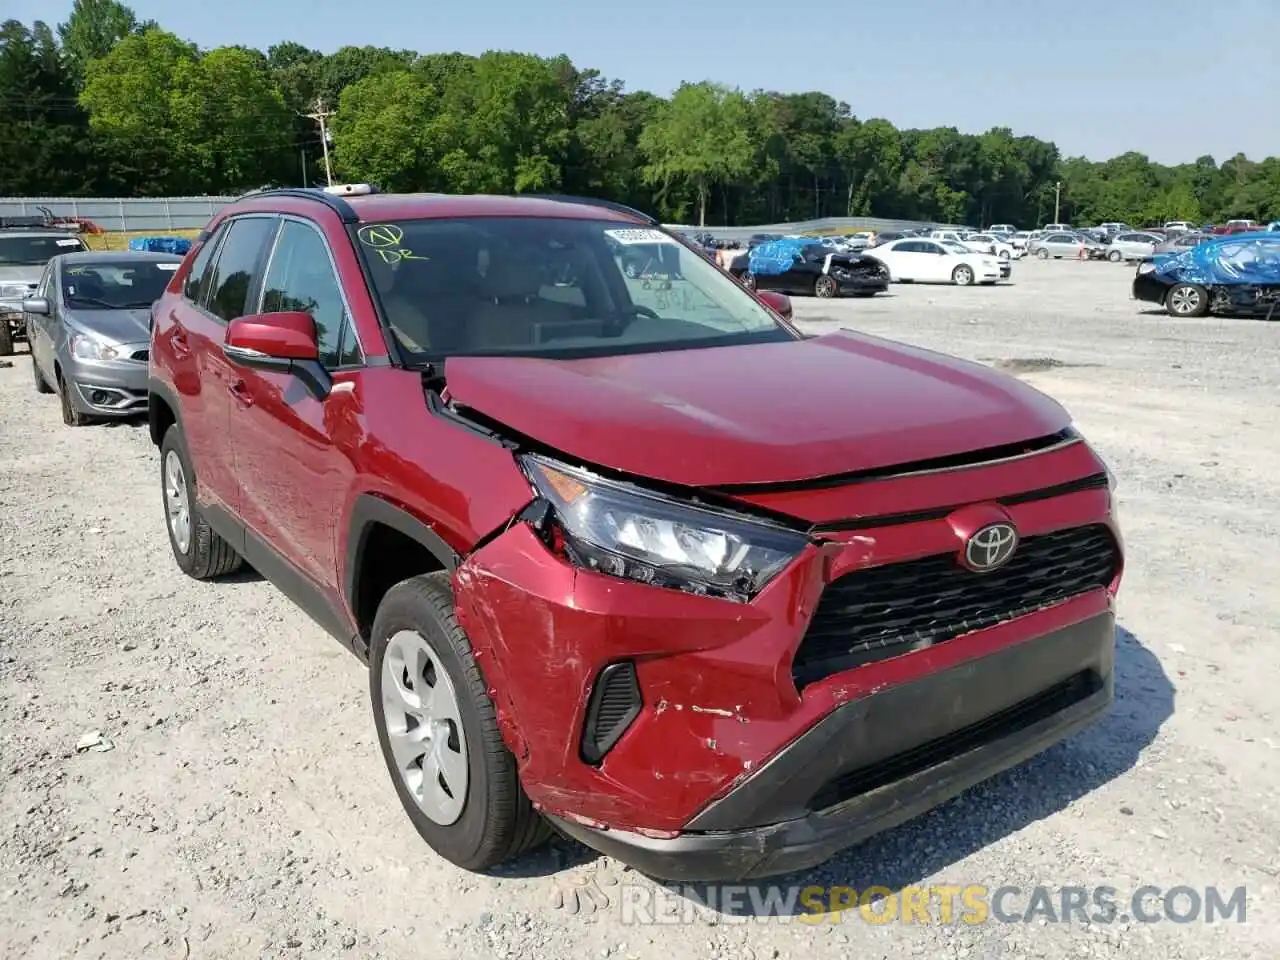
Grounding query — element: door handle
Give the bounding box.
[227,379,253,408]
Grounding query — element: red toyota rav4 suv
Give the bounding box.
[147,186,1123,881]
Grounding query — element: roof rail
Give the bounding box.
[232,186,373,224]
[522,194,658,225]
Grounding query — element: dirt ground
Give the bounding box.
[2,258,1278,959]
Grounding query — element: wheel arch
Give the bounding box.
[148,377,182,447]
[344,494,462,643]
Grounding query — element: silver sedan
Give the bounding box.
[1105,232,1162,262]
[22,250,183,426]
[1029,232,1086,259]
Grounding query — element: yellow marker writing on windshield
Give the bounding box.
[358,224,429,264]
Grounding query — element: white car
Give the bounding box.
[1043,222,1071,232]
[962,233,1017,259]
[1009,231,1032,251]
[987,224,1017,235]
[865,238,1002,285]
[1163,221,1194,234]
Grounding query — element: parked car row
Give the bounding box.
[4,185,1131,885]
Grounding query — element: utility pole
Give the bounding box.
[304,99,335,186]
[1054,180,1062,223]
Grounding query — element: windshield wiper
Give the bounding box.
[67,296,119,309]
[122,300,159,308]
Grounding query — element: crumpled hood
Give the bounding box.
[443,330,1072,487]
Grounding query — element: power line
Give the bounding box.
[302,98,334,186]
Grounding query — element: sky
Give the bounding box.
[16,0,1280,165]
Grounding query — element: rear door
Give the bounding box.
[161,215,279,526]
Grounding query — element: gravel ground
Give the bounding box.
[1,258,1278,959]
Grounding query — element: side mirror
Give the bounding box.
[22,297,50,315]
[222,311,330,400]
[757,290,792,319]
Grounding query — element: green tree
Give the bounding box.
[331,70,444,191]
[56,0,149,82]
[170,46,294,191]
[0,19,99,194]
[639,81,757,225]
[79,27,200,194]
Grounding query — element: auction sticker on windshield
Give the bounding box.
[56,239,82,246]
[156,263,179,270]
[605,229,676,245]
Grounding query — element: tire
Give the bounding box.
[159,424,243,579]
[814,275,838,298]
[743,272,756,291]
[57,371,87,427]
[370,573,550,871]
[1108,250,1122,262]
[0,320,13,357]
[1165,282,1210,318]
[623,261,641,279]
[999,249,1011,259]
[1037,248,1049,259]
[32,354,52,394]
[952,265,975,286]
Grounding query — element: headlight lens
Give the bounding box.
[1136,261,1156,275]
[71,334,119,361]
[0,282,29,300]
[521,455,809,601]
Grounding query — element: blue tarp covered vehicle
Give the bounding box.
[747,238,814,277]
[128,235,192,255]
[1133,233,1280,318]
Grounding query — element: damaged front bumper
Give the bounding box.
[450,447,1122,879]
[548,612,1114,882]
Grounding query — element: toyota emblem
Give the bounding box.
[963,522,1019,572]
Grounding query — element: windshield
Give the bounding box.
[63,259,181,309]
[0,234,88,266]
[357,217,794,362]
[939,241,971,254]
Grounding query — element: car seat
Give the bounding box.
[469,250,574,350]
[383,249,480,354]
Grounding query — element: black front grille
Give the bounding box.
[793,524,1119,687]
[580,661,643,764]
[130,349,149,362]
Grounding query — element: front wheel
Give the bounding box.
[159,425,243,579]
[370,573,550,871]
[952,265,975,286]
[1108,250,1122,262]
[742,272,757,291]
[999,249,1011,260]
[1165,282,1210,318]
[814,275,838,298]
[1037,248,1049,259]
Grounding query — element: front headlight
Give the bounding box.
[0,282,28,298]
[521,455,810,601]
[1136,261,1156,275]
[70,334,119,361]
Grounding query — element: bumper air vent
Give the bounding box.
[580,661,643,765]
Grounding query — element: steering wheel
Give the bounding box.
[630,304,660,319]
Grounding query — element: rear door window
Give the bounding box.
[184,224,226,306]
[205,217,278,323]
